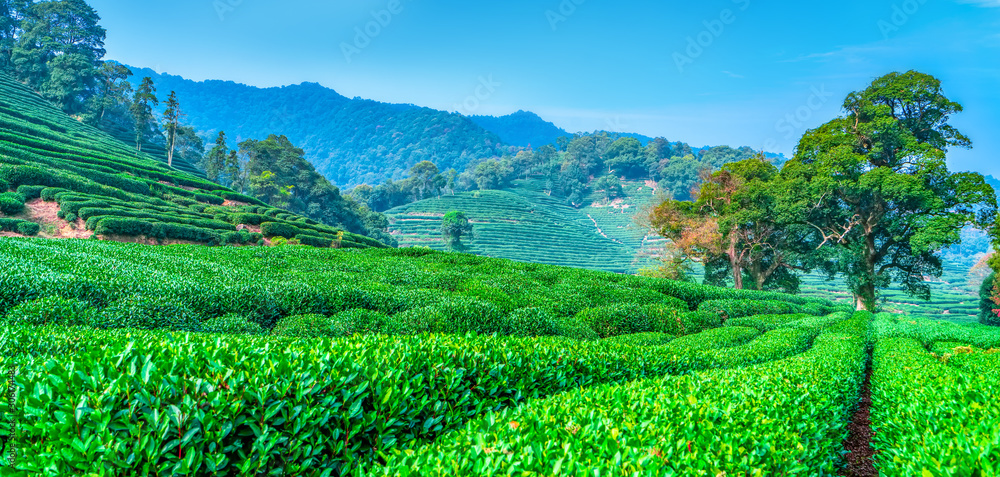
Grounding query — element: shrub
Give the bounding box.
[575,303,690,338]
[16,185,45,200]
[979,272,998,326]
[95,217,154,236]
[15,221,39,236]
[384,297,508,336]
[328,309,389,336]
[0,177,8,191]
[681,310,723,335]
[297,234,333,248]
[232,213,268,226]
[697,299,798,322]
[4,296,93,326]
[195,193,225,205]
[551,315,599,341]
[600,332,675,347]
[0,218,38,235]
[261,221,304,239]
[507,307,560,337]
[92,294,201,332]
[271,314,334,338]
[0,192,25,215]
[201,313,265,335]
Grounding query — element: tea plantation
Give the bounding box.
[0,236,997,475]
[0,73,383,249]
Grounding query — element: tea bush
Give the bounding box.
[201,313,265,335]
[92,294,201,332]
[0,191,25,215]
[3,296,93,326]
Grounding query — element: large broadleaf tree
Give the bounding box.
[783,71,997,310]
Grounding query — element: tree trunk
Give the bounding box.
[855,234,879,311]
[727,235,743,290]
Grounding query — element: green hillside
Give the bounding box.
[389,177,988,323]
[0,73,384,249]
[385,179,663,273]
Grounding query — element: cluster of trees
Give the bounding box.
[348,133,760,212]
[200,132,395,246]
[440,211,473,251]
[650,71,1000,313]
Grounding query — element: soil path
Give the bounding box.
[840,349,877,477]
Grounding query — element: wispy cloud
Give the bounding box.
[722,70,745,79]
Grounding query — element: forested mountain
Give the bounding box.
[468,110,568,148]
[127,68,509,187]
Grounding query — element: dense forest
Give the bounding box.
[126,68,509,187]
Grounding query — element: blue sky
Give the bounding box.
[91,0,1000,176]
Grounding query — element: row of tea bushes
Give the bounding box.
[373,313,871,476]
[871,337,1000,475]
[0,238,839,336]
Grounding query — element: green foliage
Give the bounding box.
[725,313,812,332]
[440,210,473,249]
[0,218,38,235]
[599,332,674,347]
[15,220,39,236]
[980,271,999,325]
[92,294,201,332]
[697,299,798,321]
[16,184,45,199]
[871,336,1000,475]
[0,177,8,191]
[575,303,692,338]
[0,191,25,214]
[4,296,93,326]
[786,71,998,309]
[328,309,389,336]
[201,313,265,335]
[271,314,335,338]
[374,316,867,476]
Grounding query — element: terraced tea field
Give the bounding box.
[385,179,662,273]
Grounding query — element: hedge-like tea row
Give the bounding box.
[0,238,837,335]
[0,218,39,236]
[373,313,870,476]
[725,313,812,332]
[0,314,841,475]
[871,337,1000,475]
[697,299,804,320]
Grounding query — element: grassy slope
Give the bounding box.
[385,178,663,274]
[0,73,382,248]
